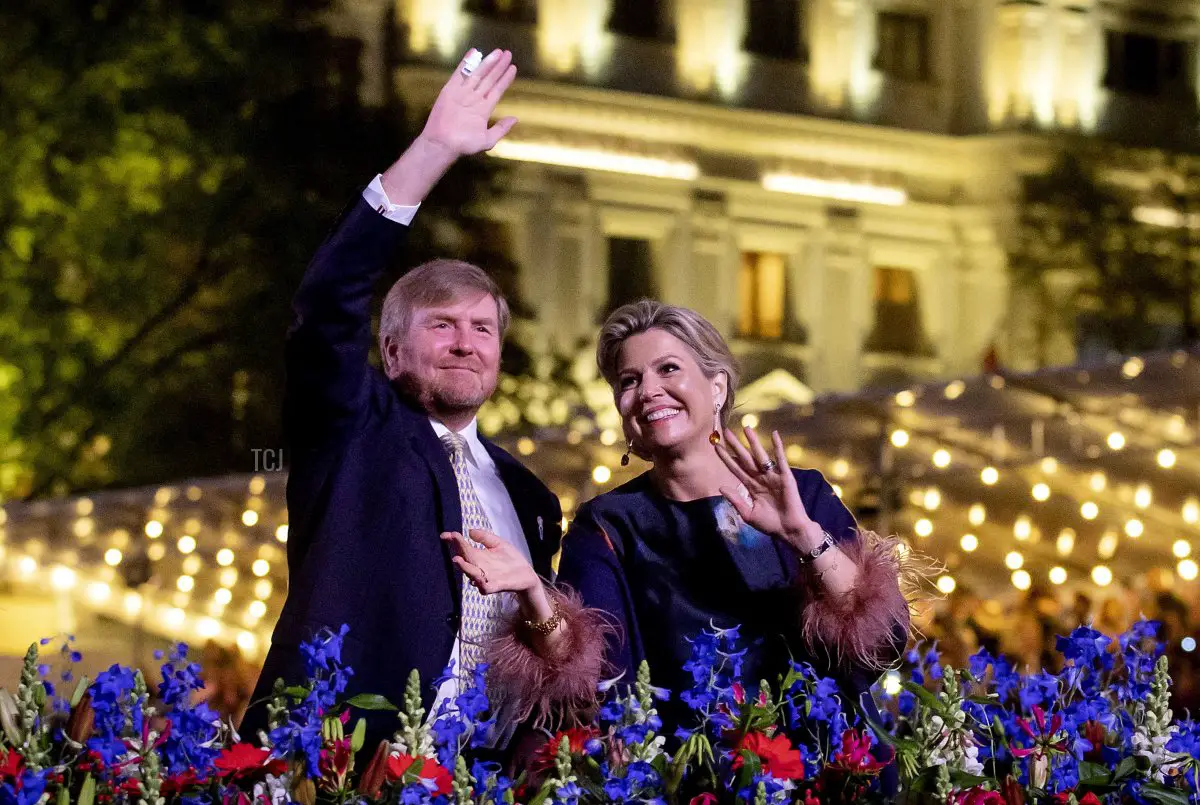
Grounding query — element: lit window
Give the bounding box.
[743,0,804,61]
[463,0,537,23]
[608,0,672,41]
[738,251,787,340]
[863,267,933,356]
[606,237,658,314]
[1103,30,1193,96]
[874,12,931,81]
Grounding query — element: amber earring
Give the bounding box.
[709,402,722,445]
[621,439,633,467]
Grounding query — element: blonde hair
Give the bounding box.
[597,300,740,425]
[378,259,510,353]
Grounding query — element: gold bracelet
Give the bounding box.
[522,603,563,636]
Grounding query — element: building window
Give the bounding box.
[606,237,658,314]
[743,0,804,61]
[462,0,537,22]
[608,0,672,41]
[874,11,930,81]
[1103,30,1193,96]
[863,267,933,355]
[738,251,787,340]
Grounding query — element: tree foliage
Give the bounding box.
[0,0,500,499]
[1010,142,1195,364]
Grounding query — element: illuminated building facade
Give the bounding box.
[333,0,1200,388]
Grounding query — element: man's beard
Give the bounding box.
[396,370,492,417]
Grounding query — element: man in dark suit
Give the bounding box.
[241,49,564,755]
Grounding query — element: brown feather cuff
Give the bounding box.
[485,587,616,729]
[798,530,935,672]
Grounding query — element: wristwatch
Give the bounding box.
[795,530,836,565]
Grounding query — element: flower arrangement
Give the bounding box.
[2,619,1199,805]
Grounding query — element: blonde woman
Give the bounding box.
[452,300,916,729]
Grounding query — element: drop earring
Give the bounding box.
[709,402,722,445]
[621,439,632,467]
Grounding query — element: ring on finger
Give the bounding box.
[761,459,778,473]
[461,49,482,76]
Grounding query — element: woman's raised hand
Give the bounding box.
[715,427,823,551]
[441,528,539,596]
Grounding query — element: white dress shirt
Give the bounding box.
[362,174,420,226]
[428,418,531,740]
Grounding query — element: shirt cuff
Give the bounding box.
[362,175,420,226]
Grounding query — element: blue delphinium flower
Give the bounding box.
[156,643,221,780]
[397,780,434,805]
[807,676,842,724]
[1169,720,1200,758]
[680,625,743,734]
[1057,626,1114,671]
[430,660,493,767]
[1018,671,1060,712]
[268,625,354,777]
[1119,620,1163,656]
[555,779,584,805]
[0,769,48,805]
[470,759,512,804]
[86,663,142,764]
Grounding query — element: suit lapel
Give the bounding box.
[400,402,465,600]
[481,438,554,576]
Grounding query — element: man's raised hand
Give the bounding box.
[380,49,518,205]
[420,49,519,159]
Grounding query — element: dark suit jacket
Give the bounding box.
[242,198,562,751]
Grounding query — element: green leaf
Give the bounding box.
[345,693,398,711]
[78,774,96,805]
[1112,756,1138,781]
[283,686,309,699]
[525,780,555,805]
[901,681,942,712]
[1077,761,1109,784]
[735,749,761,792]
[949,771,992,788]
[70,677,90,708]
[1141,783,1192,805]
[861,710,919,752]
[350,717,366,753]
[57,784,70,805]
[0,690,22,745]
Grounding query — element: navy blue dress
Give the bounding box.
[556,468,901,720]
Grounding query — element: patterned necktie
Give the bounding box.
[440,432,505,683]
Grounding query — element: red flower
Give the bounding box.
[1051,791,1100,805]
[1081,721,1107,762]
[385,754,452,796]
[529,726,600,776]
[952,787,1005,805]
[734,731,806,781]
[689,794,719,805]
[319,739,353,785]
[161,767,204,795]
[1011,707,1069,760]
[214,743,287,780]
[1000,775,1026,805]
[828,729,887,776]
[0,750,23,781]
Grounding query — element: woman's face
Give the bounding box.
[613,328,724,459]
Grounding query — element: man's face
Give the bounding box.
[385,292,502,421]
